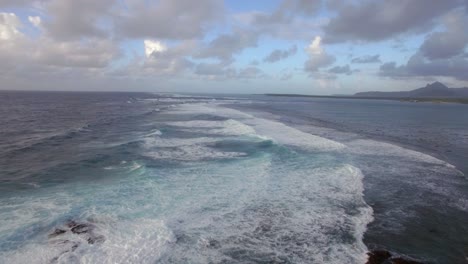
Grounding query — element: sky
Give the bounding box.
[0,0,467,95]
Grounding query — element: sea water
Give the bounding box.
[0,91,467,263]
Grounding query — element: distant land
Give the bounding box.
[354,81,468,98]
[266,82,468,104]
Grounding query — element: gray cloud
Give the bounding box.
[237,0,323,40]
[37,39,120,68]
[253,0,322,25]
[0,0,37,8]
[44,0,115,41]
[328,65,352,75]
[380,53,468,80]
[324,0,462,42]
[1,0,468,91]
[195,30,258,63]
[263,45,297,63]
[144,56,194,76]
[125,40,197,77]
[420,10,468,60]
[351,54,381,63]
[0,12,119,69]
[116,0,222,40]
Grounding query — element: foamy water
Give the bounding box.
[1,94,467,263]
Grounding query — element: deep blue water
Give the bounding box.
[0,91,467,263]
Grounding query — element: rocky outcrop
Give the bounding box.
[49,220,105,244]
[47,220,105,262]
[366,250,424,264]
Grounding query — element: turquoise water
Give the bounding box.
[0,92,467,263]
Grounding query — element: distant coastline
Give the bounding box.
[264,94,468,104]
[266,81,468,104]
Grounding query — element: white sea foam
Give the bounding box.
[142,137,218,148]
[168,103,346,152]
[0,218,174,264]
[145,129,162,137]
[346,139,454,167]
[103,161,143,171]
[167,119,256,136]
[145,145,246,161]
[160,162,373,264]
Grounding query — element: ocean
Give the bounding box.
[0,91,467,263]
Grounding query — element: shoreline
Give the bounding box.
[264,94,468,105]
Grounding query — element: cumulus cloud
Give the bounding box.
[379,8,468,82]
[380,53,468,80]
[351,54,381,63]
[0,12,119,72]
[28,16,41,28]
[235,0,324,40]
[1,0,468,91]
[0,12,22,40]
[144,40,167,57]
[44,0,115,41]
[116,0,223,40]
[263,45,297,63]
[419,10,468,60]
[140,40,196,76]
[324,0,463,42]
[195,30,258,63]
[253,0,322,25]
[37,39,119,68]
[304,36,336,72]
[0,0,37,8]
[307,36,324,55]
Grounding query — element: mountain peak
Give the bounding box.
[425,81,448,90]
[353,81,467,98]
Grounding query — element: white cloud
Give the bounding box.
[307,36,323,55]
[28,16,41,28]
[0,12,119,73]
[1,0,468,91]
[304,36,336,73]
[144,40,167,57]
[0,12,22,40]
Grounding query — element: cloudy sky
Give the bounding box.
[1,0,467,94]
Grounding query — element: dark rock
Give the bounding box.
[70,242,79,251]
[48,229,66,238]
[366,250,391,264]
[71,224,92,234]
[366,250,425,264]
[87,235,105,245]
[49,220,104,245]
